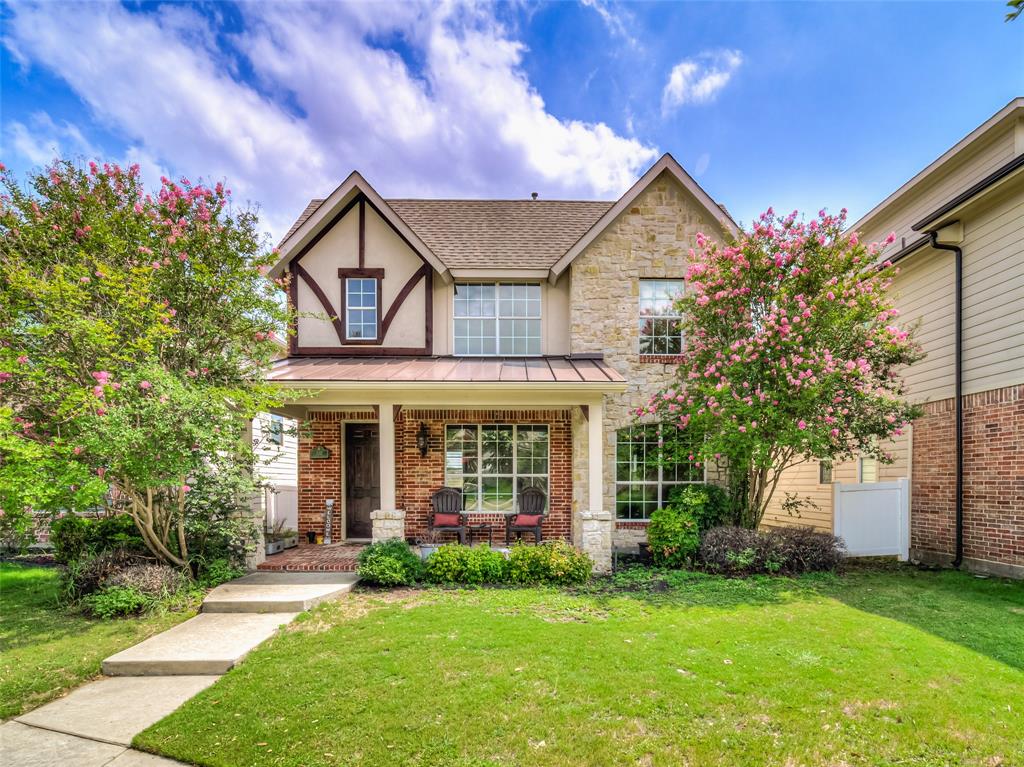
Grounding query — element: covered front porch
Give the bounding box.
[268,356,626,571]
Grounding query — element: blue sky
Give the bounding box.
[2,1,1021,240]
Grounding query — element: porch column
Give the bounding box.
[583,398,612,573]
[378,402,397,511]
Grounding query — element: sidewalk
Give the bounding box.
[1,572,358,766]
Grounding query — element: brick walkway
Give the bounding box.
[257,542,365,572]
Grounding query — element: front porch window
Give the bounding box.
[444,424,549,511]
[615,425,704,520]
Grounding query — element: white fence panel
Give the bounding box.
[833,479,909,560]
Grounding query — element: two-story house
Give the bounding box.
[266,154,737,571]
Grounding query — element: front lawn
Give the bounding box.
[136,565,1023,767]
[0,562,193,719]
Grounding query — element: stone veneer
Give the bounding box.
[569,172,728,549]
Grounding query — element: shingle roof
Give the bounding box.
[279,197,613,270]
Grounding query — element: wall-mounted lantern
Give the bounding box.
[416,422,430,457]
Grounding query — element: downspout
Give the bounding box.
[928,230,963,568]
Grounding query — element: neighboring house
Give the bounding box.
[252,412,299,535]
[266,154,737,571]
[767,98,1024,579]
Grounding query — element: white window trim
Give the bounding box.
[345,277,378,341]
[444,423,550,513]
[639,279,685,356]
[615,424,707,522]
[452,282,543,357]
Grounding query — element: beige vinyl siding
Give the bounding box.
[761,461,833,533]
[859,122,1018,249]
[253,414,298,488]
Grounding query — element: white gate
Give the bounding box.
[833,479,909,560]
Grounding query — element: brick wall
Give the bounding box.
[911,383,1023,573]
[398,409,573,543]
[297,410,374,540]
[298,408,574,543]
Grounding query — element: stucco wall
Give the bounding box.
[567,171,728,548]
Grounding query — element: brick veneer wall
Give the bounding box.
[911,383,1023,574]
[398,409,573,543]
[297,410,375,540]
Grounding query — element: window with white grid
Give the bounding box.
[639,279,684,355]
[454,283,541,355]
[345,278,378,340]
[615,425,704,520]
[444,424,549,512]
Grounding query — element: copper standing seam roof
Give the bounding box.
[268,356,626,384]
[279,198,614,270]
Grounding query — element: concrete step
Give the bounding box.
[202,571,358,613]
[102,612,296,676]
[15,676,218,746]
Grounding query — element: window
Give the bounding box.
[819,461,832,484]
[639,279,684,355]
[345,278,378,340]
[454,283,541,355]
[859,456,878,483]
[268,414,284,446]
[615,425,704,520]
[444,425,549,512]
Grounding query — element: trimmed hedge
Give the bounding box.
[357,539,422,586]
[505,541,592,585]
[423,544,505,584]
[699,526,845,575]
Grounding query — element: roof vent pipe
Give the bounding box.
[531,192,539,200]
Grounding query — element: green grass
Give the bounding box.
[135,564,1024,767]
[0,562,194,719]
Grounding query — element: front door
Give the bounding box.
[345,423,380,539]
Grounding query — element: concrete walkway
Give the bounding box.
[1,571,358,766]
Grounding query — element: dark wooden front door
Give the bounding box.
[345,423,380,539]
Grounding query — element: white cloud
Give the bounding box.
[661,49,743,115]
[4,112,98,166]
[4,1,658,240]
[579,0,639,49]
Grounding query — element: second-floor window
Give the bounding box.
[639,279,684,355]
[346,277,378,340]
[454,283,541,355]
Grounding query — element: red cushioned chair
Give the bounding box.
[429,487,468,544]
[505,487,546,544]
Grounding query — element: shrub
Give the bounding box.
[61,549,139,601]
[505,541,592,585]
[51,513,146,565]
[665,483,733,532]
[699,526,844,575]
[357,539,422,586]
[646,505,700,568]
[0,506,36,554]
[105,563,186,598]
[423,544,506,585]
[196,557,246,589]
[84,585,153,618]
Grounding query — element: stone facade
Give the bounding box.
[568,172,727,549]
[370,509,406,543]
[910,383,1023,578]
[579,510,613,573]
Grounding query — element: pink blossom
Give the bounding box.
[92,385,105,397]
[73,446,83,455]
[17,355,28,364]
[0,372,10,384]
[139,380,152,390]
[182,485,191,493]
[797,420,807,430]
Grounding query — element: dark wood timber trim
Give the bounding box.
[291,195,361,267]
[338,268,385,344]
[293,262,345,343]
[287,268,299,355]
[358,198,366,268]
[424,268,434,354]
[363,196,434,270]
[382,264,429,337]
[292,345,430,356]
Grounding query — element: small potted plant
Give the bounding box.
[417,528,444,560]
[265,520,299,555]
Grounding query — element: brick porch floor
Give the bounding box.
[257,542,366,572]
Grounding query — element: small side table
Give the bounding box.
[467,523,495,546]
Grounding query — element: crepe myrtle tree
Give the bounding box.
[640,208,923,529]
[0,159,290,567]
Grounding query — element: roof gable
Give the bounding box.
[546,153,739,282]
[268,172,450,281]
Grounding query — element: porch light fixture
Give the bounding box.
[416,422,430,457]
